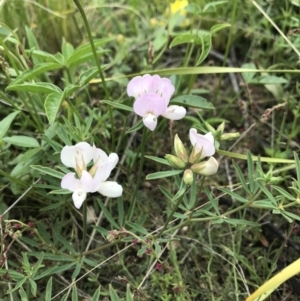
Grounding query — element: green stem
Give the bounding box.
[127,126,147,220]
[212,0,238,102]
[81,200,87,256]
[73,0,115,149]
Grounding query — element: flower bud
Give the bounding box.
[165,154,186,169]
[204,122,216,134]
[183,169,194,185]
[189,145,203,164]
[220,132,240,140]
[216,122,225,134]
[191,157,219,176]
[174,134,188,163]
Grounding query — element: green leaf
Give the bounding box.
[146,170,183,180]
[44,92,64,124]
[0,111,19,139]
[91,287,101,301]
[257,181,276,203]
[19,148,41,163]
[241,63,257,83]
[29,278,37,297]
[145,155,171,166]
[31,165,64,179]
[45,277,53,301]
[56,233,76,254]
[294,152,300,182]
[62,38,74,62]
[6,82,62,94]
[101,99,133,112]
[79,67,99,86]
[126,284,134,301]
[28,252,74,262]
[97,200,120,229]
[7,277,27,293]
[126,221,149,235]
[247,152,255,193]
[31,252,44,278]
[210,23,231,35]
[222,218,259,226]
[3,135,40,148]
[72,284,78,301]
[7,62,62,86]
[271,186,295,201]
[251,75,288,85]
[170,95,214,109]
[34,263,76,280]
[232,161,250,193]
[196,34,212,66]
[19,286,29,301]
[126,120,143,133]
[170,34,199,48]
[109,284,121,301]
[282,210,300,222]
[66,38,113,68]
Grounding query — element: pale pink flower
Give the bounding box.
[127,74,186,131]
[189,128,219,176]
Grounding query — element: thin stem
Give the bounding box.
[73,0,115,149]
[127,126,147,220]
[81,200,87,256]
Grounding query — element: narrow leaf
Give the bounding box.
[31,165,65,179]
[101,99,133,112]
[170,95,214,109]
[3,135,40,148]
[145,155,171,166]
[44,92,64,124]
[146,170,183,180]
[0,111,19,139]
[6,82,62,94]
[45,277,53,301]
[170,34,200,48]
[196,34,212,66]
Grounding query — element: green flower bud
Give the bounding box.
[189,145,203,164]
[220,132,240,140]
[174,134,188,163]
[183,169,194,185]
[216,122,225,134]
[165,154,186,169]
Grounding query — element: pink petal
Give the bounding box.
[127,76,143,98]
[142,74,161,94]
[133,94,167,117]
[162,105,186,120]
[143,113,158,131]
[61,173,79,192]
[97,181,123,198]
[189,128,215,158]
[160,78,175,101]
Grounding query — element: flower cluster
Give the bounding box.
[60,142,122,209]
[127,74,186,131]
[165,128,219,185]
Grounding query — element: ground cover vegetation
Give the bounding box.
[0,0,300,300]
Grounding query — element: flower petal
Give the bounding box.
[162,105,186,120]
[189,128,215,158]
[61,173,79,192]
[108,153,119,170]
[92,147,108,168]
[192,156,219,176]
[134,94,167,117]
[143,113,158,131]
[60,142,93,169]
[92,162,113,189]
[127,76,143,98]
[80,170,95,192]
[72,190,87,209]
[97,181,123,198]
[160,78,175,101]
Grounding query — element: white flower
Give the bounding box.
[60,142,123,209]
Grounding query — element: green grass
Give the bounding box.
[0,0,300,300]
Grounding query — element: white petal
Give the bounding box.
[97,181,123,198]
[92,146,108,167]
[162,105,186,120]
[61,173,79,192]
[143,113,157,131]
[60,142,93,169]
[72,189,87,209]
[108,153,119,170]
[199,157,219,176]
[80,170,95,192]
[92,162,113,189]
[204,132,214,144]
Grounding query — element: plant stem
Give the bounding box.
[81,200,87,256]
[73,0,115,150]
[127,126,147,221]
